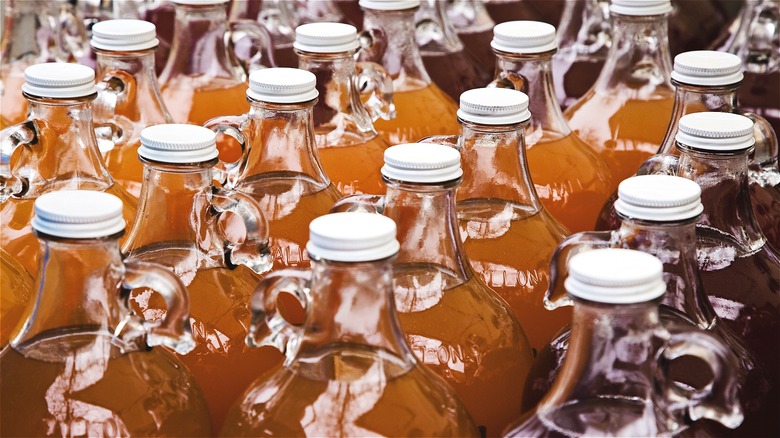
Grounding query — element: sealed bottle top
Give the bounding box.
[247,67,319,104]
[22,63,96,99]
[31,190,125,239]
[359,0,421,11]
[381,142,462,183]
[90,19,159,52]
[609,0,672,16]
[676,112,755,152]
[306,212,400,262]
[491,20,557,54]
[294,22,360,53]
[458,87,531,125]
[139,123,218,163]
[671,50,744,87]
[615,174,703,222]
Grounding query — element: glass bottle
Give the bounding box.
[0,190,212,436]
[121,124,277,434]
[205,67,342,273]
[1,62,138,277]
[0,248,33,347]
[504,248,744,436]
[229,0,298,68]
[414,0,492,101]
[564,0,676,190]
[294,22,394,195]
[91,19,174,198]
[222,212,480,437]
[445,0,496,73]
[358,0,461,145]
[333,142,534,436]
[491,20,613,233]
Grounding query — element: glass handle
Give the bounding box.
[227,19,277,73]
[487,72,528,93]
[331,194,386,214]
[545,230,615,309]
[1,121,39,201]
[92,70,139,155]
[203,115,249,186]
[745,0,780,72]
[121,260,196,355]
[418,134,462,150]
[357,28,388,64]
[743,111,780,183]
[636,153,681,176]
[210,186,274,275]
[354,61,396,121]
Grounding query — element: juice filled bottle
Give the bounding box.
[0,63,138,277]
[445,0,496,75]
[0,248,33,347]
[91,19,174,198]
[334,143,534,436]
[504,249,744,436]
[121,124,278,433]
[359,0,461,144]
[0,190,211,436]
[205,68,342,272]
[564,0,676,190]
[491,20,613,232]
[294,22,394,195]
[222,212,479,437]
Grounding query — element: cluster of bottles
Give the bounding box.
[1,0,778,436]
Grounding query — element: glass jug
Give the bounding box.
[294,22,394,195]
[0,190,211,436]
[564,0,676,189]
[1,62,138,277]
[121,124,278,433]
[221,212,479,437]
[91,19,174,198]
[333,142,534,436]
[504,248,743,436]
[0,248,33,347]
[358,0,461,144]
[445,0,496,73]
[491,20,613,232]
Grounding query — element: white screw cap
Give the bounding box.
[294,22,360,54]
[382,143,462,183]
[307,212,400,262]
[359,0,421,11]
[565,248,666,304]
[492,21,557,54]
[248,68,319,104]
[458,87,531,125]
[91,19,159,52]
[610,0,673,16]
[671,50,743,86]
[32,190,125,239]
[22,63,96,99]
[615,175,703,222]
[676,112,755,152]
[139,124,219,164]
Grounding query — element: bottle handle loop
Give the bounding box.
[354,62,396,121]
[228,19,277,73]
[1,121,39,201]
[545,231,616,309]
[636,153,681,176]
[92,70,142,155]
[357,28,388,64]
[330,194,386,214]
[203,115,249,186]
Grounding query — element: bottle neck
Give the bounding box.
[414,0,464,54]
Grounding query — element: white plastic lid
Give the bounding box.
[458,88,531,125]
[359,0,421,11]
[615,175,703,221]
[172,0,228,5]
[491,21,557,54]
[676,112,755,152]
[22,63,96,99]
[671,50,743,86]
[139,124,219,163]
[306,212,400,262]
[91,19,159,51]
[294,22,360,54]
[382,143,462,183]
[247,68,319,104]
[565,248,666,304]
[610,0,673,16]
[32,190,126,239]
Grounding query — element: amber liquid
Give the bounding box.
[373,84,461,145]
[0,331,211,436]
[527,132,613,233]
[103,139,144,198]
[564,92,675,190]
[0,66,27,129]
[0,249,33,346]
[457,199,571,351]
[396,266,533,436]
[316,134,389,196]
[422,50,493,102]
[221,346,479,437]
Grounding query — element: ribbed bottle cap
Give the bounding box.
[91,19,159,51]
[610,0,673,16]
[491,21,557,54]
[307,212,400,262]
[615,175,703,221]
[676,112,755,152]
[139,124,219,163]
[247,68,319,104]
[294,22,360,53]
[565,248,666,304]
[359,0,421,11]
[382,143,462,183]
[671,50,743,86]
[172,0,228,5]
[32,190,125,239]
[458,88,531,125]
[22,63,96,99]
